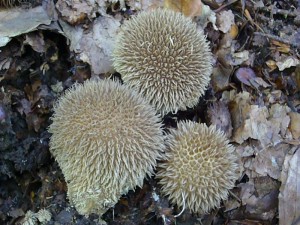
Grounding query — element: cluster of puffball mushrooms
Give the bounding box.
[49,9,239,218]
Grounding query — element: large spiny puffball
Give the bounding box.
[48,79,165,216]
[113,9,212,116]
[156,121,239,214]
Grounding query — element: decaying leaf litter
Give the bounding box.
[0,0,299,224]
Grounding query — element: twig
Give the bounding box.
[254,32,299,47]
[214,0,239,13]
[228,190,241,203]
[264,5,298,18]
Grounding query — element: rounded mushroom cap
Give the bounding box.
[113,9,212,116]
[156,121,239,214]
[48,79,165,216]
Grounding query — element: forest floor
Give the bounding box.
[0,0,299,225]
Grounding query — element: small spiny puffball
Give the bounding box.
[113,9,213,116]
[156,121,239,214]
[49,79,165,216]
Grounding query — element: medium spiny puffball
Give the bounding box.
[156,121,239,214]
[48,79,165,216]
[113,9,213,116]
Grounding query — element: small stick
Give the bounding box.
[254,32,300,47]
[258,5,298,17]
[214,0,239,13]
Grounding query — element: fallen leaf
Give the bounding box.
[228,91,252,132]
[250,77,271,88]
[55,0,94,25]
[236,143,255,157]
[207,101,232,138]
[235,67,256,86]
[0,6,52,47]
[163,0,202,17]
[231,50,250,66]
[238,177,279,221]
[266,59,277,71]
[197,4,218,30]
[266,90,284,104]
[276,56,300,71]
[224,186,240,211]
[231,98,291,146]
[210,65,232,92]
[127,0,163,11]
[279,146,300,225]
[221,89,239,103]
[270,40,290,53]
[230,24,239,39]
[235,67,270,89]
[217,10,235,33]
[251,143,290,179]
[289,112,300,139]
[238,182,255,206]
[216,34,251,67]
[269,104,291,140]
[232,105,270,145]
[8,208,24,218]
[60,16,121,75]
[24,32,46,53]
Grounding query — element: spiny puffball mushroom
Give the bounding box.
[48,79,165,216]
[113,9,213,116]
[156,121,239,214]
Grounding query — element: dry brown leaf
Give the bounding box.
[60,16,121,75]
[251,77,270,88]
[0,6,52,47]
[127,0,163,11]
[266,59,277,71]
[210,65,232,92]
[216,34,251,67]
[236,143,255,157]
[24,32,46,53]
[289,112,300,139]
[279,147,300,225]
[266,90,284,104]
[251,143,290,179]
[276,56,300,71]
[238,182,255,206]
[221,89,239,103]
[163,0,202,17]
[198,4,217,30]
[207,101,232,138]
[230,24,239,39]
[55,0,94,25]
[216,10,235,33]
[270,40,290,53]
[235,67,256,86]
[244,178,279,220]
[231,51,250,65]
[229,91,252,132]
[232,105,270,145]
[238,176,279,220]
[231,98,291,146]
